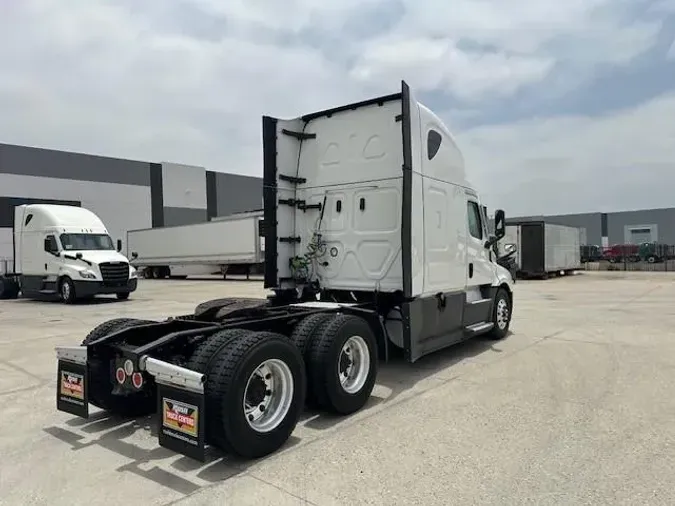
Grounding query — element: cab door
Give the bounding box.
[465,195,495,288]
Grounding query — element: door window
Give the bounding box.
[44,235,58,254]
[467,201,483,240]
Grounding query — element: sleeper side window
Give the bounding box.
[467,201,483,240]
[427,129,442,160]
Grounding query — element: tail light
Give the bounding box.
[131,372,144,389]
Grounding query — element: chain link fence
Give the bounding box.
[581,243,675,272]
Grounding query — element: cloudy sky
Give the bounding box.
[1,0,674,216]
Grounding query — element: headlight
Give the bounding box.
[79,270,97,279]
[129,266,137,278]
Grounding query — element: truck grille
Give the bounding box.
[99,262,129,286]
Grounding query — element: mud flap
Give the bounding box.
[143,356,207,462]
[56,359,89,418]
[157,383,206,461]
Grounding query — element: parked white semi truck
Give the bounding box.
[54,81,516,462]
[127,210,264,280]
[0,204,138,302]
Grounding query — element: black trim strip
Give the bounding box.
[281,129,316,140]
[400,80,413,300]
[302,93,402,122]
[205,170,217,220]
[279,174,306,184]
[400,80,414,362]
[262,116,279,288]
[149,163,164,228]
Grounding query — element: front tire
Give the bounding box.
[205,331,306,459]
[306,314,378,415]
[486,287,512,340]
[59,276,76,304]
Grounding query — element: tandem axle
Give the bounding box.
[55,300,395,461]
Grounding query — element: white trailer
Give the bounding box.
[127,210,264,280]
[503,221,581,278]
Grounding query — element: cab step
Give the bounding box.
[464,321,494,336]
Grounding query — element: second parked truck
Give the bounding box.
[55,81,517,461]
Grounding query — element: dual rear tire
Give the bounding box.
[290,313,378,414]
[188,312,378,459]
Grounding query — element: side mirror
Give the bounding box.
[131,252,138,260]
[484,209,507,249]
[494,209,506,239]
[116,239,122,252]
[503,243,517,255]
[75,252,83,259]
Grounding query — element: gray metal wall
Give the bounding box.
[161,162,208,226]
[0,143,265,268]
[0,143,154,264]
[510,208,675,245]
[212,172,263,217]
[607,208,675,245]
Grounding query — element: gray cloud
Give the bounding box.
[0,0,672,216]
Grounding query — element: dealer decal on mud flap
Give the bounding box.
[56,361,89,418]
[157,383,206,461]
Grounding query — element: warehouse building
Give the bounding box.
[0,142,262,270]
[508,208,675,247]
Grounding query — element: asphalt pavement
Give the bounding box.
[1,272,674,505]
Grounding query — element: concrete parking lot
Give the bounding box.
[1,272,675,505]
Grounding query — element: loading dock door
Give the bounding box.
[629,228,653,244]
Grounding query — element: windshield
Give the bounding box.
[59,233,115,251]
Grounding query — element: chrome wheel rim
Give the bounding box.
[338,335,370,394]
[243,359,294,433]
[496,298,509,329]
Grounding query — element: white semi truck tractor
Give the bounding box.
[0,204,138,302]
[54,81,516,461]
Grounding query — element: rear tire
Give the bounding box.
[290,313,335,356]
[116,292,130,300]
[290,312,336,406]
[205,330,306,459]
[306,314,378,415]
[82,318,157,416]
[186,328,251,445]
